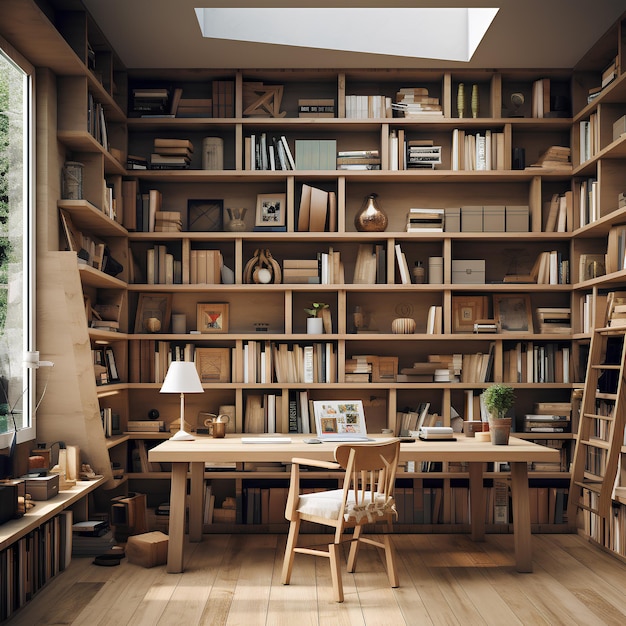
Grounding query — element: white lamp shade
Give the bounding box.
[160,361,204,394]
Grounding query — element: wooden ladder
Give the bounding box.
[569,293,626,528]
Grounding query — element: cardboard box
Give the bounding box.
[483,205,505,232]
[24,473,59,500]
[461,206,483,232]
[444,207,461,232]
[506,205,530,232]
[126,531,168,568]
[451,260,485,284]
[613,115,626,142]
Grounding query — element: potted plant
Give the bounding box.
[482,383,515,445]
[304,302,328,334]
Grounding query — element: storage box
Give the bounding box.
[506,205,529,232]
[461,206,483,232]
[451,260,486,284]
[126,531,168,568]
[483,205,505,232]
[444,207,461,232]
[24,473,59,501]
[613,115,626,141]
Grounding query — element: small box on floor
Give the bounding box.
[126,531,168,568]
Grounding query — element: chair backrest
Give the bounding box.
[334,439,400,511]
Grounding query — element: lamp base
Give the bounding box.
[170,429,195,441]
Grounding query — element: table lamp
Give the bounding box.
[160,361,204,441]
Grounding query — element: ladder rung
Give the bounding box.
[596,392,617,400]
[574,480,603,494]
[581,438,611,449]
[582,413,615,420]
[583,470,607,481]
[591,364,621,370]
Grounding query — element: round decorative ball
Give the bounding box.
[145,317,161,333]
[391,318,416,334]
[257,268,272,284]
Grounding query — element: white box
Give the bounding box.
[451,260,485,284]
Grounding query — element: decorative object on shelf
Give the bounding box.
[457,83,465,118]
[471,84,479,118]
[243,248,282,284]
[201,137,224,170]
[354,193,388,232]
[305,302,329,334]
[61,161,84,200]
[428,256,443,284]
[160,361,205,441]
[171,313,186,334]
[196,303,229,333]
[134,293,172,334]
[226,207,248,232]
[187,198,224,232]
[255,193,286,227]
[412,261,426,283]
[493,293,533,333]
[195,347,230,383]
[242,82,286,117]
[509,92,525,117]
[391,318,416,334]
[482,383,515,445]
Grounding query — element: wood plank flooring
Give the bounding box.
[6,533,626,625]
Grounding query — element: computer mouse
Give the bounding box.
[304,438,322,444]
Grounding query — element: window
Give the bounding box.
[0,41,34,446]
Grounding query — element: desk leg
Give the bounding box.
[167,461,188,573]
[510,461,533,573]
[189,461,204,542]
[468,462,485,541]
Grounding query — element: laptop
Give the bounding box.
[312,400,373,442]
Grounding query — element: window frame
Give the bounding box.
[0,36,35,448]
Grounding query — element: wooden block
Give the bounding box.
[126,531,168,568]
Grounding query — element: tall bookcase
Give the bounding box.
[3,0,626,552]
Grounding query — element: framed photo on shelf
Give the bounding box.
[195,347,231,383]
[197,302,229,333]
[493,294,533,333]
[452,295,489,333]
[134,293,172,333]
[255,193,286,227]
[187,199,224,232]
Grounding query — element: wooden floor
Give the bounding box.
[6,532,626,625]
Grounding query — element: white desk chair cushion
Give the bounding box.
[297,489,396,523]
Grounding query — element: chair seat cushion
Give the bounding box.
[297,489,396,522]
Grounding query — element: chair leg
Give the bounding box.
[383,534,399,588]
[346,525,363,573]
[281,519,301,585]
[329,542,344,602]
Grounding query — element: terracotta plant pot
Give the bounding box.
[488,417,512,445]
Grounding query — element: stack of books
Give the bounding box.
[154,211,182,232]
[392,87,443,118]
[336,149,381,170]
[298,98,335,117]
[150,138,193,169]
[282,259,320,284]
[345,356,372,382]
[522,402,571,433]
[176,98,212,117]
[131,87,170,116]
[406,208,444,232]
[527,145,571,171]
[127,154,148,170]
[536,307,571,334]
[406,142,442,169]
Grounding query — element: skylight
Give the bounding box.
[194,8,499,62]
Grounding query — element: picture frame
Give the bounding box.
[187,199,224,232]
[134,293,173,333]
[197,302,229,333]
[255,193,286,227]
[312,400,367,437]
[195,347,231,383]
[493,294,533,333]
[452,295,489,333]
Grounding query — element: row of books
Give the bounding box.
[544,191,572,232]
[297,183,337,232]
[502,342,571,384]
[142,244,223,285]
[388,131,442,171]
[245,133,295,171]
[128,340,208,384]
[243,341,336,384]
[282,250,344,285]
[451,128,506,171]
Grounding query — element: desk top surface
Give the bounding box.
[149,433,559,464]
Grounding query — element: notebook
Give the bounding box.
[312,400,373,442]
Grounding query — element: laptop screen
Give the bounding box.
[312,400,372,441]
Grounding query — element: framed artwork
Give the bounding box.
[312,400,367,437]
[134,293,172,333]
[452,295,489,333]
[197,302,229,333]
[255,193,286,227]
[195,347,230,383]
[187,199,224,232]
[493,294,533,333]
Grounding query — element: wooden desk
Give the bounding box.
[149,434,558,574]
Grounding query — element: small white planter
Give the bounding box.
[306,317,324,334]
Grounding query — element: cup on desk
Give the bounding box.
[204,414,230,438]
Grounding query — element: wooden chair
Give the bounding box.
[281,439,400,602]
